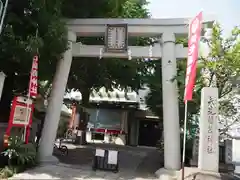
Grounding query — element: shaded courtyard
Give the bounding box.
[9,143,238,179]
[11,144,163,179]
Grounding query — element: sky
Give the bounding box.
[148,0,240,35]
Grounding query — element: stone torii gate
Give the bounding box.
[38,18,214,177]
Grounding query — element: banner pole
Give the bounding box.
[181,100,188,180]
[23,94,31,143]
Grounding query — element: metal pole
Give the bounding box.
[0,1,4,21]
[0,0,9,34]
[181,101,188,180]
[94,108,99,143]
[23,95,31,142]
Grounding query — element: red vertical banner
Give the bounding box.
[28,55,38,98]
[184,12,203,102]
[25,55,38,143]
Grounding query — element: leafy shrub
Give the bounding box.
[0,166,16,179]
[1,136,38,167]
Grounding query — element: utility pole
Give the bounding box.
[0,0,9,35]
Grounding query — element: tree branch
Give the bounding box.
[219,87,232,98]
[208,71,215,87]
[219,117,239,135]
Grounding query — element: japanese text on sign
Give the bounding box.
[184,12,203,101]
[206,96,218,154]
[185,15,201,81]
[12,105,32,125]
[29,56,38,97]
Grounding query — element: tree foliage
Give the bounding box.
[0,0,67,121]
[145,59,202,125]
[146,24,240,133]
[201,23,240,115]
[63,0,150,105]
[0,0,151,121]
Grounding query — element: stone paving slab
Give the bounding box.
[10,145,162,180]
[10,163,158,180]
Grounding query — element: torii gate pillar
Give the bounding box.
[161,32,181,170]
[38,31,76,163]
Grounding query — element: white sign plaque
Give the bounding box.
[108,150,118,165]
[105,24,128,52]
[198,87,219,172]
[95,149,105,157]
[13,105,32,125]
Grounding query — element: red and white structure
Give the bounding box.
[5,55,38,144]
[5,96,34,143]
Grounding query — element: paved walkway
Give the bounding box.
[10,163,157,179]
[10,144,163,179]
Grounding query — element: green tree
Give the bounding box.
[146,24,240,133]
[0,0,67,121]
[145,59,202,125]
[201,23,240,116]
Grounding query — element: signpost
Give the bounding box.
[5,96,34,144]
[4,55,38,145]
